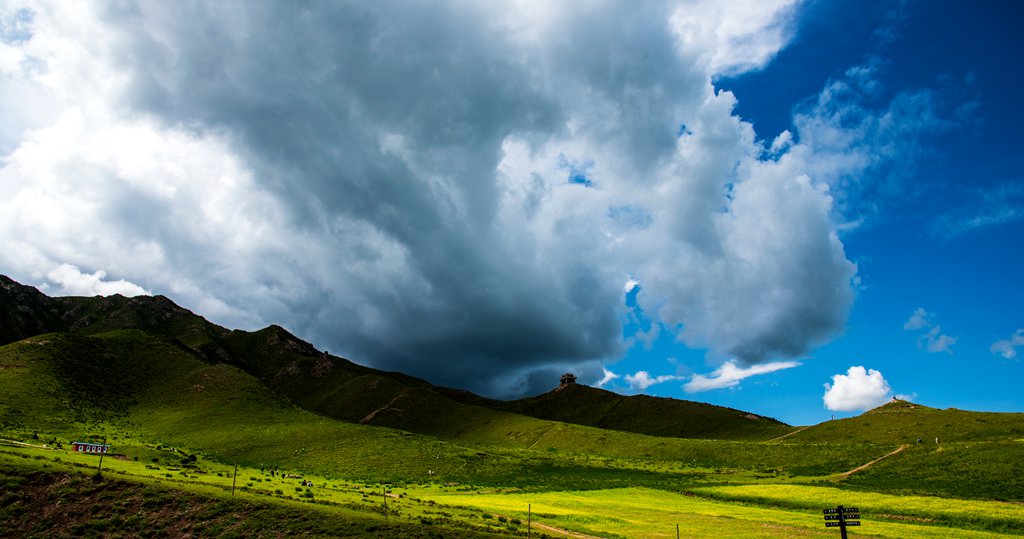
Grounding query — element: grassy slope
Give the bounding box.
[426,487,1020,539]
[2,330,1024,537]
[0,275,795,443]
[0,463,504,539]
[0,331,886,488]
[783,400,1024,444]
[692,484,1024,533]
[492,383,795,441]
[2,276,1023,502]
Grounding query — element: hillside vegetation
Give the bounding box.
[2,274,1024,537]
[0,274,790,443]
[493,382,794,441]
[783,399,1024,444]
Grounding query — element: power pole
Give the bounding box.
[96,437,107,478]
[383,486,388,521]
[527,504,531,538]
[231,464,238,495]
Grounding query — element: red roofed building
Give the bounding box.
[71,441,109,454]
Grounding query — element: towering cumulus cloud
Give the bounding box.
[0,1,857,396]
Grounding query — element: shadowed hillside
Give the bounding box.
[491,383,794,441]
[0,274,793,442]
[3,275,1024,502]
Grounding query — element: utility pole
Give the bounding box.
[95,437,107,478]
[527,504,531,538]
[383,486,388,521]
[231,464,238,495]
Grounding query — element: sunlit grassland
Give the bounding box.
[787,401,1024,445]
[838,441,1024,500]
[0,449,507,538]
[0,332,892,489]
[6,446,1022,539]
[693,484,1024,533]
[4,330,1024,538]
[416,487,1022,539]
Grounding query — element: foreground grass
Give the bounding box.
[693,484,1024,533]
[4,445,1022,539]
[420,487,1023,539]
[0,450,513,538]
[3,330,1023,538]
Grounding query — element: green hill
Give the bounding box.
[0,329,887,488]
[491,383,794,441]
[0,274,793,442]
[0,275,227,349]
[781,399,1024,444]
[3,274,1024,503]
[4,276,1024,537]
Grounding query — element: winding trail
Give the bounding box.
[530,521,605,538]
[0,438,49,449]
[527,427,554,450]
[837,444,908,479]
[765,426,810,442]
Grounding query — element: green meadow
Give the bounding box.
[2,287,1023,537]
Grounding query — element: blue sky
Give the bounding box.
[602,1,1024,424]
[0,1,1021,426]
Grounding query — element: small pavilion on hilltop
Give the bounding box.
[559,372,577,388]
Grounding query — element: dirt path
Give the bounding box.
[527,428,554,450]
[837,444,908,479]
[358,393,406,424]
[529,521,605,539]
[0,438,50,449]
[765,426,810,442]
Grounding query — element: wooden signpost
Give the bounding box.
[823,505,861,538]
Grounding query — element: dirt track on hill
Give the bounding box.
[838,444,908,479]
[530,521,605,539]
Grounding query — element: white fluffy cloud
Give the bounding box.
[670,0,800,76]
[684,360,800,392]
[990,329,1024,359]
[0,1,893,397]
[46,264,148,297]
[624,370,683,392]
[822,366,892,412]
[903,308,956,354]
[596,368,621,388]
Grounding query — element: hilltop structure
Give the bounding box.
[559,372,577,389]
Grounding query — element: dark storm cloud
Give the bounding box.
[1,0,863,397]
[90,1,695,390]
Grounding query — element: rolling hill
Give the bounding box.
[490,382,793,441]
[3,271,1024,539]
[781,399,1024,444]
[0,274,794,442]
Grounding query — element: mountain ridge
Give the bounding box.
[0,274,795,441]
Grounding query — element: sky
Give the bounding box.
[0,0,1021,425]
